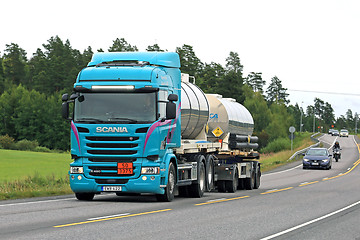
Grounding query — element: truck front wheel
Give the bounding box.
[75,193,95,201]
[156,162,176,202]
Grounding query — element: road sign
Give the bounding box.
[289,126,296,133]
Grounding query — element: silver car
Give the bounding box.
[340,129,349,137]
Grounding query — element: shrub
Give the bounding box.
[260,137,290,153]
[0,135,15,149]
[15,139,39,151]
[34,146,51,152]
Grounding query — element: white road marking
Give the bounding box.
[87,213,130,221]
[261,200,360,240]
[263,164,302,176]
[0,198,74,207]
[207,198,226,202]
[0,193,114,207]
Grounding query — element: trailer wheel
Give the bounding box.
[188,159,206,198]
[244,170,255,190]
[205,155,215,192]
[75,193,95,201]
[156,162,176,202]
[217,180,226,192]
[254,166,261,189]
[225,168,238,193]
[237,178,244,190]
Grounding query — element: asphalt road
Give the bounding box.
[1,134,360,239]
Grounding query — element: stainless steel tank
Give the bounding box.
[180,79,209,139]
[206,94,254,139]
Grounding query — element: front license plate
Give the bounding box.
[102,186,122,192]
[118,162,133,174]
[312,162,319,165]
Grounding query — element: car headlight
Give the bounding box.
[141,167,160,175]
[322,159,329,162]
[70,166,84,174]
[303,159,309,162]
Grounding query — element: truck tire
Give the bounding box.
[156,162,176,202]
[188,159,206,198]
[244,170,255,190]
[225,167,238,193]
[75,193,95,201]
[237,178,244,190]
[217,180,226,192]
[205,155,215,192]
[254,166,261,189]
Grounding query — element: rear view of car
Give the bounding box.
[303,148,332,170]
[340,129,349,137]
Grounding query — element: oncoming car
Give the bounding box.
[303,148,332,170]
[332,130,339,136]
[340,129,349,137]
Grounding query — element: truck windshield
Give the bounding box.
[74,92,156,123]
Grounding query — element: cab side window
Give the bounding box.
[158,90,168,119]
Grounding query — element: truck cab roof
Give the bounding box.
[87,52,181,68]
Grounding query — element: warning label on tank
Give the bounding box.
[212,127,224,137]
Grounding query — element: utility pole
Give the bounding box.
[355,112,358,134]
[313,106,316,133]
[300,101,303,133]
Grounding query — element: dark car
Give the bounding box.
[303,147,332,170]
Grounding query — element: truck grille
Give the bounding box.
[88,158,136,163]
[85,136,139,156]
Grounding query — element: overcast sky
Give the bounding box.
[1,0,359,121]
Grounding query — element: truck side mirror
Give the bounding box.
[168,94,178,102]
[62,102,70,119]
[62,93,69,102]
[166,102,177,120]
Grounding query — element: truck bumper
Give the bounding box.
[69,174,165,194]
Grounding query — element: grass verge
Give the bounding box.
[260,132,320,172]
[0,149,73,200]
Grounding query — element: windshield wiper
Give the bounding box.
[108,117,138,123]
[76,117,106,123]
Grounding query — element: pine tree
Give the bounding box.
[108,38,138,52]
[266,76,289,104]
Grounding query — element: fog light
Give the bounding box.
[142,176,147,181]
[77,175,82,180]
[150,176,155,181]
[71,175,75,180]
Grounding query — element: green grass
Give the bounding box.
[0,149,71,182]
[0,149,73,200]
[260,132,319,172]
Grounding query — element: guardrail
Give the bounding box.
[288,133,321,161]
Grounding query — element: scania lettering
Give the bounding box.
[96,127,128,133]
[62,52,261,201]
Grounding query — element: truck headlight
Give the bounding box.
[70,166,84,174]
[141,167,160,175]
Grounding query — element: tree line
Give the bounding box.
[0,36,357,151]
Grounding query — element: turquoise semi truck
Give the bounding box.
[62,52,261,201]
